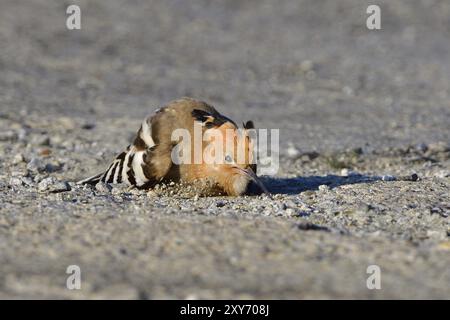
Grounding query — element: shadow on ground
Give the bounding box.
[257,174,382,195]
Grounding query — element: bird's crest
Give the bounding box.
[191,109,237,129]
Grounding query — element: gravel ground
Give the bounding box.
[0,0,449,299]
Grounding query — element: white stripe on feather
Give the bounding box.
[113,161,121,183]
[140,118,155,148]
[132,151,148,186]
[121,150,132,185]
[104,160,118,182]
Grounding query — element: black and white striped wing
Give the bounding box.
[77,114,172,188]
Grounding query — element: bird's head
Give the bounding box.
[202,121,269,196]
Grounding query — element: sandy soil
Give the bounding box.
[0,0,449,299]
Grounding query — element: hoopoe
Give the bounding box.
[78,97,269,196]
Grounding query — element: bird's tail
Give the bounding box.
[77,115,172,189]
[77,172,103,185]
[77,149,129,186]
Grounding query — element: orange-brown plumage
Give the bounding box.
[79,97,269,196]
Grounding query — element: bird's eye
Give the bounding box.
[224,155,233,163]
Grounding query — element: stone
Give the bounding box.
[9,177,23,186]
[38,177,71,193]
[12,153,25,164]
[95,182,112,193]
[27,157,46,172]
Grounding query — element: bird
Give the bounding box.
[78,97,269,196]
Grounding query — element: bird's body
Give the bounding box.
[78,97,268,196]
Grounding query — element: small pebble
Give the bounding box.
[37,177,53,190]
[216,201,226,208]
[38,177,71,193]
[18,128,28,141]
[284,200,297,208]
[146,190,158,197]
[21,177,35,186]
[81,123,95,130]
[27,157,46,172]
[382,175,396,181]
[415,143,428,153]
[285,208,295,216]
[430,207,448,218]
[11,170,27,177]
[95,182,112,193]
[111,184,129,195]
[39,148,52,157]
[12,153,25,164]
[58,117,76,130]
[397,173,419,181]
[33,135,51,146]
[9,177,23,186]
[286,143,300,159]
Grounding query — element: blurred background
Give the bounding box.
[1,0,449,151]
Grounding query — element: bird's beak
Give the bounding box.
[234,167,271,196]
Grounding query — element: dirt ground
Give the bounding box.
[0,0,449,299]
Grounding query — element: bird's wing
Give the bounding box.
[78,111,173,188]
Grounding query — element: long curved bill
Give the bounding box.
[235,167,271,196]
